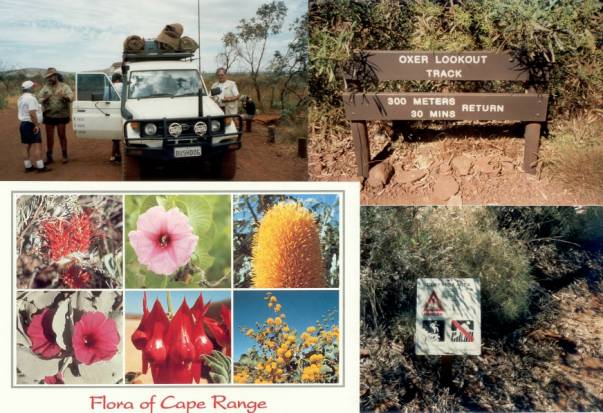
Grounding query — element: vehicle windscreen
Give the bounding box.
[128,70,204,99]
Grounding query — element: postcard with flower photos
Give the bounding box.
[6,182,360,413]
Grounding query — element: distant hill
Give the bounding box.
[1,68,74,77]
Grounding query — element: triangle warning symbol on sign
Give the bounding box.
[423,290,444,315]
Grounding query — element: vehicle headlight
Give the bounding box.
[168,122,182,137]
[211,120,221,132]
[144,123,157,136]
[194,121,208,136]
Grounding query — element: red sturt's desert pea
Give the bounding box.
[131,292,231,384]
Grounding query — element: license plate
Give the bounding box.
[174,146,202,158]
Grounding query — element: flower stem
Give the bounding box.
[166,291,173,315]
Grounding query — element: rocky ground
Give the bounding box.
[310,121,602,205]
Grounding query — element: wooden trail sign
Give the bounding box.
[351,51,529,81]
[415,278,481,356]
[343,50,549,176]
[343,92,548,122]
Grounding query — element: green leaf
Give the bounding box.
[145,272,168,288]
[194,248,215,271]
[202,350,231,384]
[139,195,158,214]
[174,199,189,215]
[155,196,168,209]
[181,196,213,235]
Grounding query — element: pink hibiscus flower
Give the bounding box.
[27,308,61,359]
[128,206,199,276]
[72,312,120,365]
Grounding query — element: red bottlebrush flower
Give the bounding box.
[72,312,120,365]
[42,214,92,261]
[61,264,92,288]
[44,372,64,384]
[27,308,61,359]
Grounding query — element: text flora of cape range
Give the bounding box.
[89,395,268,413]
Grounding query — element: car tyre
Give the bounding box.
[213,150,237,180]
[121,141,141,180]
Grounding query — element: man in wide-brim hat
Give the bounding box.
[38,67,73,164]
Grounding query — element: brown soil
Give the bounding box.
[0,107,307,181]
[310,122,603,205]
[360,280,603,412]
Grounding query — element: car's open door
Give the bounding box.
[72,72,122,140]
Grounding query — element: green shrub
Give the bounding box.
[422,208,533,325]
[310,0,602,116]
[361,207,534,338]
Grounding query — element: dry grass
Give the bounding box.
[543,110,603,198]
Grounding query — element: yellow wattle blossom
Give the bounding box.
[251,203,325,288]
[234,293,339,385]
[234,371,249,383]
[309,354,324,364]
[301,364,322,382]
[274,303,282,312]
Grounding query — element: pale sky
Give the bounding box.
[0,0,305,73]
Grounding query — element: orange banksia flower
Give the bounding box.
[251,203,325,288]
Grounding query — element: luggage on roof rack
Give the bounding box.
[123,39,194,62]
[122,24,198,61]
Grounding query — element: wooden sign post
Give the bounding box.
[344,51,549,176]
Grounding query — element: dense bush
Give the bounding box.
[361,206,603,338]
[310,0,602,116]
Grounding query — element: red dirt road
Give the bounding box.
[0,107,307,181]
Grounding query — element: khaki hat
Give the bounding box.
[44,67,59,78]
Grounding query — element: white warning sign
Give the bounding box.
[415,278,481,355]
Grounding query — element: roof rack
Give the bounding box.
[123,39,194,62]
[123,51,194,62]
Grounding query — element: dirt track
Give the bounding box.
[0,107,307,181]
[310,122,603,205]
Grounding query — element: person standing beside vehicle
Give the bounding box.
[38,67,73,164]
[18,81,51,173]
[110,72,123,163]
[211,67,240,121]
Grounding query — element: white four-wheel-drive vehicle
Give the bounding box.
[72,49,241,180]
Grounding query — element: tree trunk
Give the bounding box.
[253,78,263,111]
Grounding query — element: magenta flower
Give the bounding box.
[44,372,64,384]
[72,312,120,365]
[128,206,199,275]
[27,308,61,359]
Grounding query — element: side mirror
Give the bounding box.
[210,87,221,97]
